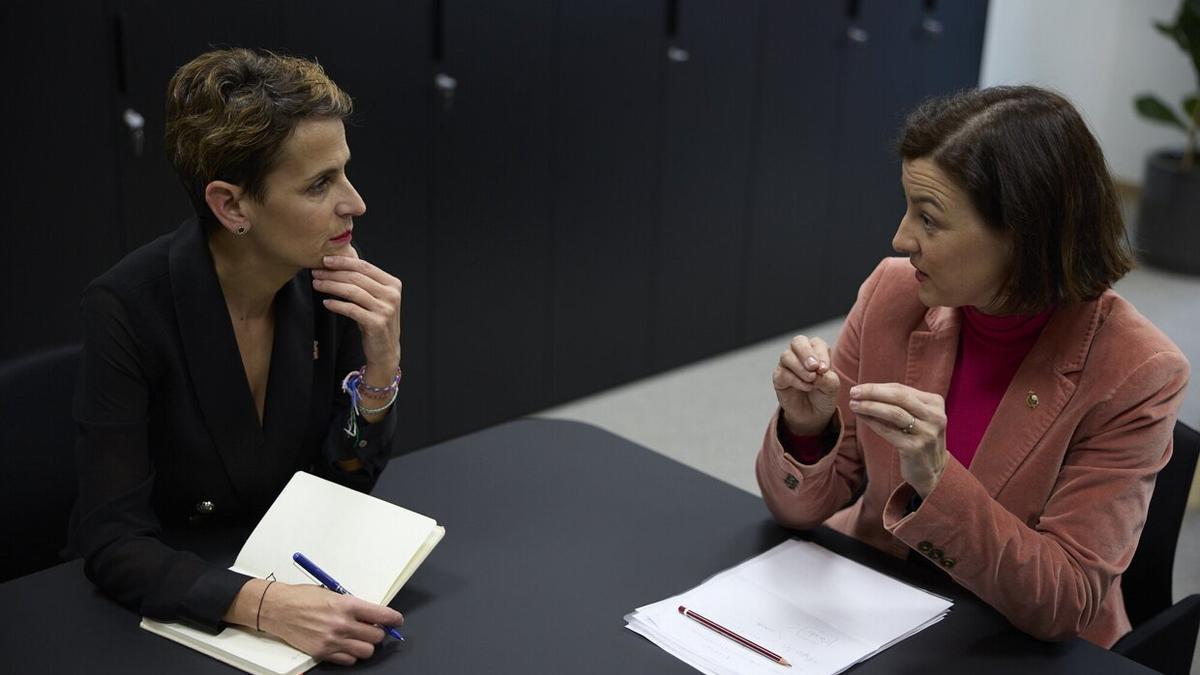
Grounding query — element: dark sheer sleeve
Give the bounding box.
[68,287,249,633]
[313,312,398,493]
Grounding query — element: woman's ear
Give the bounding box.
[204,181,251,235]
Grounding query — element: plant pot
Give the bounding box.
[1135,150,1200,275]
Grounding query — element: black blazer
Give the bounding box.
[69,217,397,632]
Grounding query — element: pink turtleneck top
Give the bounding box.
[781,305,1054,467]
[943,305,1054,466]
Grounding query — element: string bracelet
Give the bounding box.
[341,370,363,439]
[358,386,399,416]
[256,579,276,632]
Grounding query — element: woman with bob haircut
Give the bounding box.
[757,86,1189,647]
[70,48,406,664]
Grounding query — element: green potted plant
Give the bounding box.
[1134,0,1200,275]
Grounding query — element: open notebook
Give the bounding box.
[625,539,952,675]
[141,471,444,675]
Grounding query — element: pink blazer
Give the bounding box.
[757,257,1189,647]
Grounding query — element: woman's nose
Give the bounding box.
[892,218,916,255]
[342,180,367,217]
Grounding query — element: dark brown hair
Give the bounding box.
[165,48,352,222]
[898,86,1132,314]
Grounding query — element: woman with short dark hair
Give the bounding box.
[758,86,1189,646]
[71,48,405,664]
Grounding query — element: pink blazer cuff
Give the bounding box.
[881,459,988,576]
[762,407,846,479]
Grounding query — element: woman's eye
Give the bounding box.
[309,178,330,194]
[920,214,935,231]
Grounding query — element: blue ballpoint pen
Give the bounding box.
[292,552,406,641]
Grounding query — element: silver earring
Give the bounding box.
[235,226,247,235]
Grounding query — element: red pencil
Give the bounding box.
[678,605,792,667]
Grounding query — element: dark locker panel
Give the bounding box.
[915,0,989,99]
[1,3,122,359]
[550,0,662,401]
[653,0,760,371]
[826,0,927,314]
[431,1,555,439]
[108,0,282,252]
[281,2,435,453]
[743,1,845,343]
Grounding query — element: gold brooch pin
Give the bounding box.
[1026,391,1039,409]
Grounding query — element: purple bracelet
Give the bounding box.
[357,365,402,399]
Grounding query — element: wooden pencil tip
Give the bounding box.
[779,657,792,667]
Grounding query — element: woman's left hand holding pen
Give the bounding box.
[224,579,404,666]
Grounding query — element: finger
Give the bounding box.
[330,596,400,640]
[857,414,913,445]
[323,255,399,288]
[350,600,405,628]
[340,619,387,645]
[808,337,832,373]
[312,270,402,323]
[912,389,946,410]
[787,336,825,373]
[812,368,840,396]
[322,298,373,326]
[773,367,813,392]
[312,268,392,299]
[324,652,357,666]
[848,382,897,401]
[322,299,399,341]
[850,382,925,410]
[780,350,816,383]
[313,278,388,312]
[849,398,913,429]
[337,638,377,661]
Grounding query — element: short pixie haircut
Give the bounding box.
[165,48,352,222]
[898,86,1132,314]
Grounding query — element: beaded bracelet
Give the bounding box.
[357,365,402,399]
[341,366,400,440]
[358,383,396,400]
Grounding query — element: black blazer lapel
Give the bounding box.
[262,271,315,479]
[168,218,263,500]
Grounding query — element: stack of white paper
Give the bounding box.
[625,539,952,675]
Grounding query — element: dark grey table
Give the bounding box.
[1,419,1151,673]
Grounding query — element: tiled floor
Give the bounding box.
[539,259,1200,671]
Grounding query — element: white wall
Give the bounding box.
[979,0,1196,184]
